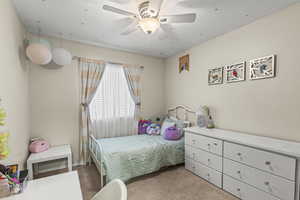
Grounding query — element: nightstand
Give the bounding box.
[27,144,72,180]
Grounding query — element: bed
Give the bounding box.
[88,105,196,187]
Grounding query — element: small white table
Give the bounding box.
[27,144,72,180]
[2,171,83,200]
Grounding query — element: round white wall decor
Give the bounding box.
[52,48,72,66]
[26,43,52,65]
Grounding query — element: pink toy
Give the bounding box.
[29,140,50,153]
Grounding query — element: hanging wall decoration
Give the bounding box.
[208,67,223,85]
[249,55,276,80]
[25,39,52,65]
[225,62,246,83]
[52,48,72,66]
[179,54,189,73]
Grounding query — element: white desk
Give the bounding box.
[3,171,83,200]
[27,144,72,180]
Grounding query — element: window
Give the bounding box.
[89,63,136,138]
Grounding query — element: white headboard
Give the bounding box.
[167,105,196,123]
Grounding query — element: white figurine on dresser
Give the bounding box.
[184,126,300,200]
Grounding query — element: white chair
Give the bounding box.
[91,179,127,200]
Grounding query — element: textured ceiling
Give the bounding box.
[13,0,299,58]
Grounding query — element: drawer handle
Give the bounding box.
[265,161,271,165]
[213,143,218,146]
[192,139,196,143]
[265,161,274,171]
[237,188,241,192]
[237,170,241,174]
[207,173,210,177]
[207,159,210,162]
[264,181,270,186]
[237,153,242,156]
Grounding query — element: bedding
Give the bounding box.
[95,134,184,182]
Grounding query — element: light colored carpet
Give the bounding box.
[37,164,238,200]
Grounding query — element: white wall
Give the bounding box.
[165,3,300,142]
[29,36,165,168]
[0,0,30,168]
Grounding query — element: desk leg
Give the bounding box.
[27,161,33,180]
[67,155,72,171]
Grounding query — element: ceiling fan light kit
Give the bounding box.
[103,0,197,35]
[139,18,160,34]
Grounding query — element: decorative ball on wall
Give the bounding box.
[25,39,52,65]
[52,48,72,66]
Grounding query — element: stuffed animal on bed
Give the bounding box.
[146,123,161,135]
[138,120,152,134]
[163,126,181,140]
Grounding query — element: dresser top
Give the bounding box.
[185,127,300,158]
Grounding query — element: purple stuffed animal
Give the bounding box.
[138,120,152,134]
[163,126,181,140]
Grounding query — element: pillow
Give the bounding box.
[163,126,181,140]
[138,120,152,134]
[161,119,175,135]
[146,123,161,135]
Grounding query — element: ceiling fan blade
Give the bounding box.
[149,0,164,16]
[160,13,196,24]
[103,5,137,17]
[121,20,139,35]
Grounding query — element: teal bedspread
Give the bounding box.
[96,135,184,182]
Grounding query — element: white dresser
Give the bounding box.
[185,127,300,200]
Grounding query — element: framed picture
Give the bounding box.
[179,54,189,73]
[225,62,246,83]
[249,55,276,80]
[208,67,223,85]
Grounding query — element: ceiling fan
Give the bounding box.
[102,0,197,35]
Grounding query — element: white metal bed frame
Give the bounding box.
[88,105,195,188]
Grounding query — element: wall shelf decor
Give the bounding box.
[208,67,223,85]
[225,62,246,83]
[249,55,276,80]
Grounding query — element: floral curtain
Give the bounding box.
[79,58,105,164]
[123,65,142,120]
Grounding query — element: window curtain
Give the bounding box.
[79,58,105,164]
[89,63,137,138]
[123,65,142,120]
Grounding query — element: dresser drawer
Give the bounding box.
[185,145,222,172]
[185,158,197,174]
[224,158,295,200]
[224,142,296,180]
[223,175,280,200]
[196,147,222,172]
[195,162,222,188]
[185,132,223,155]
